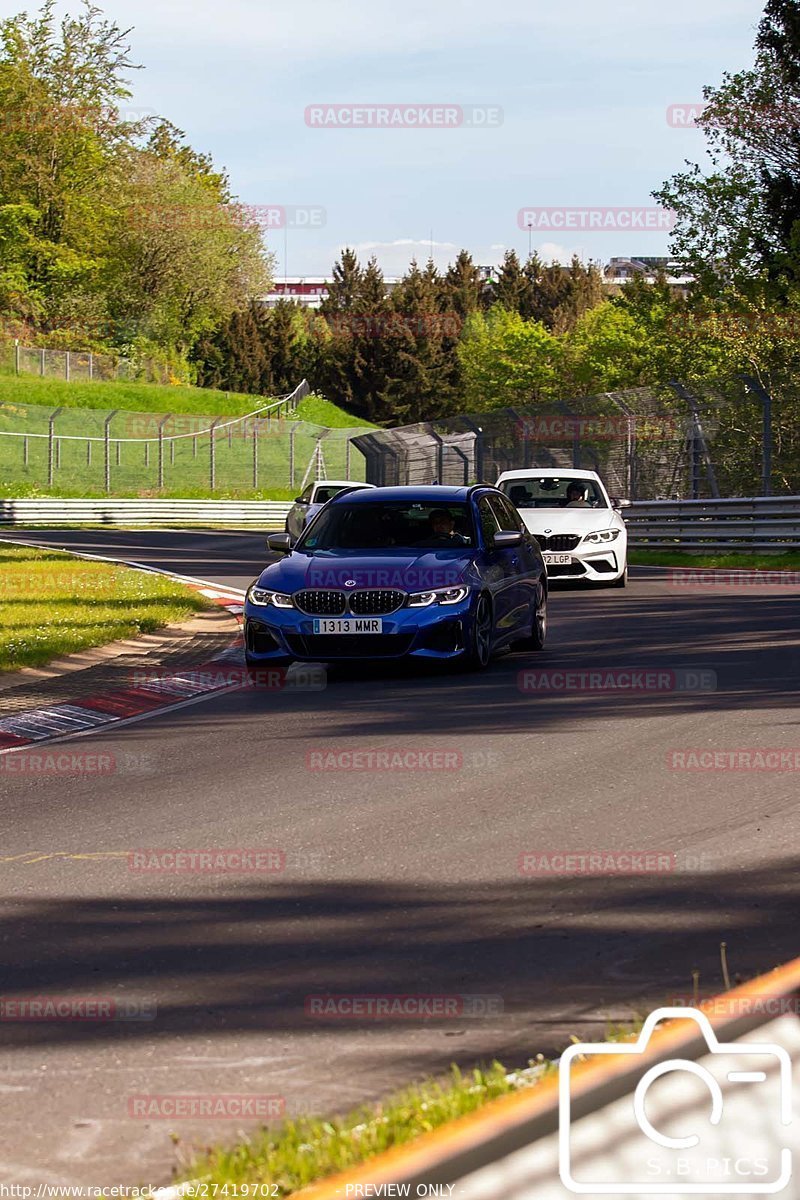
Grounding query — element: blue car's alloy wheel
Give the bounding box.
[514,582,547,652]
[465,594,493,670]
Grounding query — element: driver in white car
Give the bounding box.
[565,482,590,508]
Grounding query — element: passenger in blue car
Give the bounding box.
[419,509,469,547]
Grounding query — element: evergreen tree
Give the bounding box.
[493,250,533,315]
[444,250,483,319]
[387,259,455,422]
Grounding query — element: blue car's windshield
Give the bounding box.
[298,501,475,551]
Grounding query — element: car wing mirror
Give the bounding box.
[267,532,293,553]
[492,530,522,549]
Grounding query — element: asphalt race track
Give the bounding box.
[1,530,799,1186]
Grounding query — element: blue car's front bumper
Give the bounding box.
[243,595,474,662]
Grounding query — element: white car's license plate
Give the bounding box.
[312,618,383,634]
[543,553,572,566]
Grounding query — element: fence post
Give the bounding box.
[14,340,19,375]
[23,436,28,467]
[86,440,92,467]
[740,375,773,497]
[158,414,171,489]
[252,422,259,490]
[104,411,119,494]
[88,352,93,381]
[209,417,223,490]
[345,436,351,477]
[47,408,63,486]
[40,348,45,377]
[65,351,70,382]
[669,380,720,500]
[289,424,298,489]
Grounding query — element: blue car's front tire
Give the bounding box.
[462,593,493,671]
[514,579,548,652]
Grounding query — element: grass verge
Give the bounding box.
[0,371,259,417]
[630,550,800,570]
[0,545,209,673]
[180,1062,553,1195]
[0,369,373,427]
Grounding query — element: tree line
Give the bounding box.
[0,1,271,379]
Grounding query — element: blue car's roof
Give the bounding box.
[330,485,474,504]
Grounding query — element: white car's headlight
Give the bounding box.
[582,529,621,544]
[247,586,294,608]
[408,585,470,607]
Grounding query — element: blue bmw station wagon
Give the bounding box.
[243,485,548,671]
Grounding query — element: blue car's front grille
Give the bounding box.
[294,590,347,616]
[348,589,405,616]
[293,588,406,616]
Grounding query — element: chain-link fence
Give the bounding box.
[0,384,367,496]
[352,379,797,500]
[10,342,136,384]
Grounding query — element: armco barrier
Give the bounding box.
[294,957,800,1199]
[0,498,293,528]
[624,495,800,551]
[2,494,799,545]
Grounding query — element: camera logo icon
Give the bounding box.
[559,1006,793,1194]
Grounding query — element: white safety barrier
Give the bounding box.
[0,498,293,528]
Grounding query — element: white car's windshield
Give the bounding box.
[500,477,608,510]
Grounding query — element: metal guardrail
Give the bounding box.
[0,498,293,528]
[1,493,797,544]
[624,495,800,550]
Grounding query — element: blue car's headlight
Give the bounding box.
[582,529,621,544]
[408,586,470,608]
[247,586,295,608]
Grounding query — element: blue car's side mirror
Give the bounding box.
[267,533,293,553]
[492,530,523,549]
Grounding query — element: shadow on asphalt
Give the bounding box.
[0,865,796,1061]
[1,562,798,1077]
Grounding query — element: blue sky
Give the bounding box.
[50,0,766,277]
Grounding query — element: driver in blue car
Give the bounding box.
[421,508,469,546]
